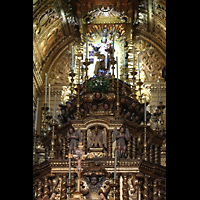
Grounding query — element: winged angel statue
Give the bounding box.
[112,126,130,158]
[87,125,107,151]
[67,126,81,154]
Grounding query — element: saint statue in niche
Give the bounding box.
[90,31,113,75]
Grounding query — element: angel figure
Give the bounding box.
[67,126,81,154]
[87,125,107,150]
[112,126,130,158]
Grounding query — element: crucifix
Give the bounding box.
[67,142,92,200]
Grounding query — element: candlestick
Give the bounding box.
[157,80,159,108]
[48,84,50,112]
[45,73,47,104]
[112,34,114,55]
[83,44,85,62]
[34,97,39,131]
[123,43,125,66]
[74,56,77,73]
[78,59,80,84]
[69,158,71,180]
[116,56,118,79]
[144,97,146,122]
[86,33,88,58]
[158,76,161,102]
[53,94,57,119]
[133,44,135,69]
[72,46,74,71]
[114,149,117,180]
[49,119,57,159]
[137,53,140,80]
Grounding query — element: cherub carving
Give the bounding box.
[80,174,111,200]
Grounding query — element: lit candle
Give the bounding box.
[72,46,74,71]
[86,33,88,58]
[114,149,117,180]
[53,94,57,120]
[144,96,146,122]
[137,53,140,80]
[78,59,80,84]
[48,84,50,112]
[34,97,39,131]
[116,56,118,79]
[45,73,47,104]
[69,158,71,179]
[158,76,161,102]
[157,80,159,108]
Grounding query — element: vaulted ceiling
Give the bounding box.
[33,0,166,103]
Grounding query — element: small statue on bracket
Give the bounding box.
[112,126,130,158]
[67,126,81,155]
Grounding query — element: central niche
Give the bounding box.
[87,125,107,157]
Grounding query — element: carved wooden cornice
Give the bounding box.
[33,158,166,180]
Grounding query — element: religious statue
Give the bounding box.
[58,104,67,124]
[112,126,130,158]
[90,36,108,71]
[87,125,107,150]
[107,31,113,56]
[90,31,113,75]
[67,126,81,154]
[54,133,63,159]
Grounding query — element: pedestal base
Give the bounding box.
[89,147,106,158]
